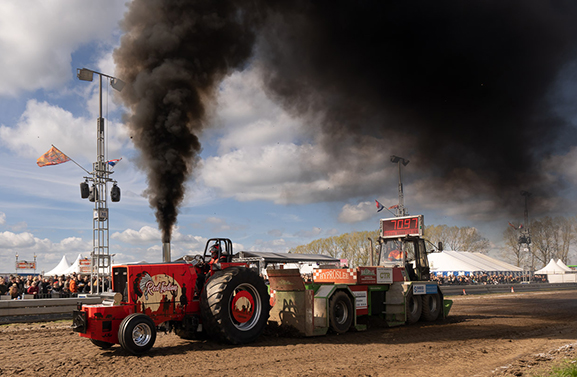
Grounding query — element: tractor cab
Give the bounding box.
[377,215,438,282]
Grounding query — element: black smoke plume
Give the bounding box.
[114,0,263,242]
[115,0,577,236]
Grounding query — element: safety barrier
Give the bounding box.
[0,296,104,324]
[441,282,577,296]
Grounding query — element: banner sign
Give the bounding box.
[16,261,36,270]
[79,258,91,274]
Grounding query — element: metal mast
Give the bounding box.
[519,190,533,277]
[390,155,410,216]
[77,68,125,293]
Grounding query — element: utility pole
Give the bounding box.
[390,155,410,217]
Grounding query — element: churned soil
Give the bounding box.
[1,290,576,377]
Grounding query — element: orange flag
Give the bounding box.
[37,146,70,167]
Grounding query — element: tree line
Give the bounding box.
[290,216,576,268]
[502,216,576,269]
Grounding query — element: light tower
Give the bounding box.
[390,155,410,217]
[519,190,532,273]
[77,68,125,293]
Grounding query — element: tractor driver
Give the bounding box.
[194,244,226,300]
[209,244,228,265]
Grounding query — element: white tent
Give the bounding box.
[44,255,70,276]
[534,259,567,275]
[428,250,523,276]
[556,259,573,272]
[63,254,84,275]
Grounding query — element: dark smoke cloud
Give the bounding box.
[257,0,577,204]
[115,0,577,237]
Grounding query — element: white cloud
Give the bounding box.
[203,68,394,206]
[0,231,36,248]
[111,226,161,244]
[338,202,374,223]
[0,99,128,162]
[0,212,5,225]
[0,1,126,96]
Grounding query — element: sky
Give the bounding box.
[1,1,577,273]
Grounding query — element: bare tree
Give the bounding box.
[501,226,523,266]
[530,216,576,267]
[291,230,379,267]
[424,225,490,253]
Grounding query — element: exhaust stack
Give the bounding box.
[162,242,171,263]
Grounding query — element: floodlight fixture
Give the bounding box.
[77,68,94,82]
[390,155,409,166]
[110,78,125,92]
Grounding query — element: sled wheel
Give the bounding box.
[406,289,422,324]
[90,339,114,349]
[118,313,156,355]
[421,293,442,321]
[200,267,270,344]
[329,291,353,334]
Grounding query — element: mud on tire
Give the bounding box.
[200,267,270,344]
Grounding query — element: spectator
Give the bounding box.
[69,275,78,294]
[82,276,91,293]
[27,281,39,297]
[9,283,19,299]
[0,277,7,295]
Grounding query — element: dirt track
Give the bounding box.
[1,290,577,377]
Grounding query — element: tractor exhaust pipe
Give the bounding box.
[162,242,171,263]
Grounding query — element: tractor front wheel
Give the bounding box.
[200,267,270,344]
[118,313,157,355]
[421,293,442,321]
[406,289,422,324]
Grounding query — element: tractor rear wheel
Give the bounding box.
[328,291,353,333]
[90,339,114,349]
[118,313,157,355]
[421,293,442,321]
[406,289,422,324]
[200,267,270,344]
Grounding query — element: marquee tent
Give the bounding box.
[556,259,573,272]
[44,255,70,276]
[63,254,86,275]
[428,250,523,276]
[534,259,567,275]
[535,259,577,283]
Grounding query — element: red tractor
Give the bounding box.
[72,238,270,354]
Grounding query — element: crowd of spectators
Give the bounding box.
[0,273,111,300]
[430,272,548,285]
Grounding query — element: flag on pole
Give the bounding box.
[37,146,70,167]
[107,158,122,167]
[375,200,385,212]
[388,204,399,210]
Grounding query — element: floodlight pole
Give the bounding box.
[77,68,125,294]
[390,155,409,217]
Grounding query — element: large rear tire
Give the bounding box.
[118,313,157,355]
[421,293,442,321]
[200,267,270,344]
[406,289,422,324]
[328,291,353,334]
